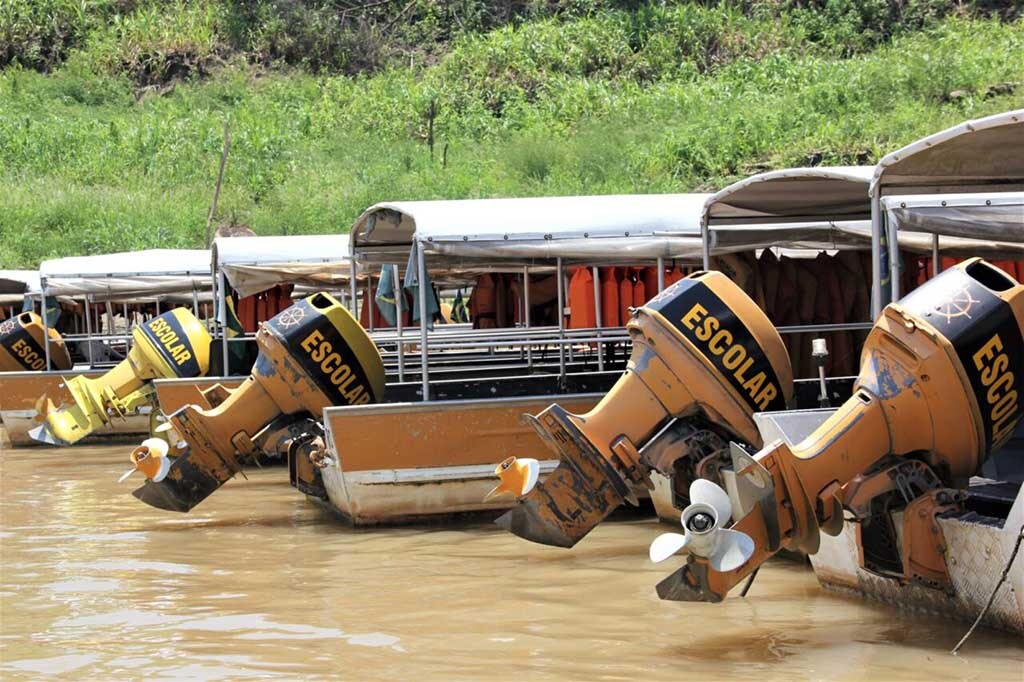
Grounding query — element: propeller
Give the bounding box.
[484,457,540,502]
[118,438,172,484]
[649,479,755,573]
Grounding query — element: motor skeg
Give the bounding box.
[31,308,211,445]
[496,271,794,547]
[655,259,1024,603]
[0,312,72,372]
[132,292,384,512]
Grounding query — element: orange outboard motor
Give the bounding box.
[653,259,1024,602]
[0,312,72,372]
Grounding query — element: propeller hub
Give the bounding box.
[687,512,715,533]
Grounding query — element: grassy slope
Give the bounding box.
[0,4,1022,267]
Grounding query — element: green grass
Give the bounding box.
[1,3,1022,267]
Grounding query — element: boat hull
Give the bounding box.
[316,395,602,525]
[810,491,1024,634]
[0,370,150,446]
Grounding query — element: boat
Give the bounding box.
[647,110,1024,635]
[0,249,213,445]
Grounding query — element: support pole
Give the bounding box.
[41,282,52,371]
[556,258,566,382]
[84,294,94,368]
[417,245,430,401]
[523,266,532,369]
[657,257,665,292]
[870,192,883,319]
[349,260,358,316]
[932,234,941,278]
[124,302,132,352]
[367,276,375,332]
[701,217,711,270]
[219,271,229,376]
[888,210,901,302]
[393,263,405,383]
[592,265,603,372]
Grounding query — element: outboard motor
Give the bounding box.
[127,292,385,512]
[0,312,72,372]
[31,308,211,445]
[490,271,794,547]
[653,259,1023,602]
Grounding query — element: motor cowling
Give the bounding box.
[31,308,211,445]
[130,292,385,512]
[0,311,72,372]
[494,271,794,547]
[655,258,1024,602]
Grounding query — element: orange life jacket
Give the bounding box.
[600,267,620,327]
[568,267,597,329]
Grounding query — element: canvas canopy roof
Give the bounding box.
[0,270,40,296]
[350,194,711,268]
[212,235,352,298]
[0,270,40,305]
[705,166,874,226]
[701,166,874,255]
[872,109,1024,195]
[40,249,211,299]
[882,192,1024,257]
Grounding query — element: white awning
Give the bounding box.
[351,194,710,268]
[872,109,1024,195]
[0,270,40,296]
[882,192,1024,257]
[40,249,212,299]
[212,235,352,298]
[705,166,874,226]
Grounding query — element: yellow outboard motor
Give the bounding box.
[127,292,385,512]
[30,308,211,446]
[653,259,1023,602]
[0,311,72,372]
[491,271,794,547]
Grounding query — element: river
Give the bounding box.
[1,441,1021,680]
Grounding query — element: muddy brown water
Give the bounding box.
[1,442,1022,681]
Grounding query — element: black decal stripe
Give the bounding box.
[900,267,1024,452]
[140,313,202,378]
[644,279,786,413]
[1,324,48,370]
[267,299,375,406]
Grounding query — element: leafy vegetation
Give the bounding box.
[0,1,1021,267]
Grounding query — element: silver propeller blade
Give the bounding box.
[689,479,733,528]
[707,528,755,573]
[649,532,690,563]
[28,424,68,447]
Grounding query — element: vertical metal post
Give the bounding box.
[367,276,375,332]
[592,265,603,372]
[191,286,200,317]
[155,299,161,316]
[41,281,52,371]
[870,192,882,319]
[83,295,94,368]
[417,245,430,401]
[219,271,229,375]
[701,216,711,270]
[349,260,358,316]
[931,234,940,278]
[393,263,405,383]
[523,266,532,369]
[556,258,566,382]
[888,210,901,302]
[210,257,219,331]
[564,267,574,363]
[657,257,665,292]
[123,302,132,352]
